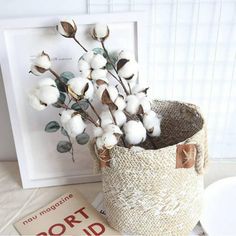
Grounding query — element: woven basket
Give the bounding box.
[97,100,208,236]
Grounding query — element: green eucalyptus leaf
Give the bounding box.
[93,48,105,55]
[57,141,72,153]
[60,71,75,83]
[104,51,118,70]
[78,100,89,110]
[55,79,66,93]
[71,100,89,111]
[45,121,60,133]
[71,103,82,111]
[58,92,66,103]
[76,133,90,145]
[61,127,68,136]
[106,62,113,70]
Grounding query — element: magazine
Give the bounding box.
[14,190,120,236]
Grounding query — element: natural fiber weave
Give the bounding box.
[100,100,207,235]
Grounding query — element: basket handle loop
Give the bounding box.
[185,126,208,175]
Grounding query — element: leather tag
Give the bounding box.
[176,144,196,169]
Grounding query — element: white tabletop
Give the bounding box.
[0,161,203,235]
[0,161,102,235]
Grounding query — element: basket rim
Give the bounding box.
[113,100,205,153]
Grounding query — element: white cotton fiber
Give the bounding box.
[123,120,146,145]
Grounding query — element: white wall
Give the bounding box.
[0,0,89,160]
[1,0,236,161]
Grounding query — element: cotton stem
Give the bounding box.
[73,36,88,52]
[87,100,101,125]
[101,41,129,95]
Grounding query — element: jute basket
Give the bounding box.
[96,100,208,236]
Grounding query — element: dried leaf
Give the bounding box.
[61,21,76,37]
[101,89,113,105]
[117,58,129,71]
[124,74,134,81]
[82,82,89,95]
[96,79,107,85]
[34,66,47,73]
[142,87,149,94]
[108,103,118,111]
[137,105,144,115]
[114,133,122,140]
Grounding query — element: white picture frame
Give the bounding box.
[0,13,147,189]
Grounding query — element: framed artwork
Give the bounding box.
[0,12,147,188]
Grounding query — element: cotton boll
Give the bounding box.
[90,54,107,69]
[34,53,51,70]
[113,110,127,127]
[143,111,161,137]
[93,127,103,138]
[103,124,122,135]
[67,77,94,100]
[123,120,146,145]
[118,51,135,61]
[57,19,77,38]
[37,78,56,88]
[82,51,95,64]
[131,83,149,95]
[143,110,156,120]
[125,95,140,115]
[118,60,138,79]
[94,24,109,38]
[91,69,107,80]
[106,86,119,102]
[66,115,86,137]
[38,86,60,105]
[97,85,118,103]
[114,95,126,110]
[61,110,86,138]
[60,110,74,125]
[30,65,42,76]
[102,132,118,149]
[150,122,161,137]
[136,92,146,99]
[78,59,90,71]
[28,89,46,111]
[139,97,151,114]
[80,69,91,79]
[96,84,107,99]
[96,137,105,150]
[30,52,51,75]
[126,72,138,84]
[91,23,109,41]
